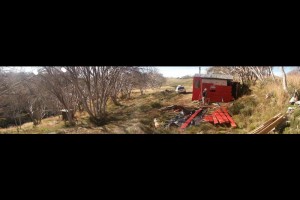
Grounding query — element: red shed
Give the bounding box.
[192,74,235,103]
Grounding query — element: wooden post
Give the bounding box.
[61,110,74,121]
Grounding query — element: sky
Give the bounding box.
[156,66,209,77]
[2,66,297,77]
[156,66,297,77]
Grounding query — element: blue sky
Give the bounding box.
[3,66,297,77]
[156,66,297,77]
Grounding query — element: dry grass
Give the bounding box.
[0,116,65,134]
[164,78,193,91]
[230,75,300,133]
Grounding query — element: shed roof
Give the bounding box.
[194,74,233,80]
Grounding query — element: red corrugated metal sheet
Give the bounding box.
[180,109,203,129]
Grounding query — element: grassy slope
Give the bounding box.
[1,76,300,134]
[229,75,300,134]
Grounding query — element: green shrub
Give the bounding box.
[184,123,217,134]
[229,96,257,116]
[150,102,162,109]
[229,102,245,115]
[243,97,257,107]
[139,105,151,112]
[0,118,14,128]
[140,118,153,125]
[293,109,300,118]
[241,107,253,116]
[249,124,256,131]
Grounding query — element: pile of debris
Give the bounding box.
[159,105,201,129]
[158,104,237,130]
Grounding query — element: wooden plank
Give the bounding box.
[256,115,284,134]
[252,120,277,134]
[254,113,281,129]
[251,114,282,134]
[250,113,282,134]
[220,108,232,122]
[180,109,202,129]
[222,109,237,128]
[214,112,226,124]
[256,115,286,134]
[212,114,218,125]
[216,110,229,123]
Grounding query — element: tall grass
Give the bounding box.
[230,75,300,133]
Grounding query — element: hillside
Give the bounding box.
[230,74,300,134]
[0,76,300,134]
[287,68,300,75]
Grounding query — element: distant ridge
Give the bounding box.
[287,68,300,75]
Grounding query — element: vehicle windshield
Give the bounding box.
[178,87,185,90]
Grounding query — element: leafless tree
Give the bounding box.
[269,66,276,81]
[281,66,288,92]
[119,67,139,99]
[207,66,275,84]
[110,67,133,105]
[0,72,31,131]
[1,66,168,129]
[129,67,164,95]
[133,67,151,95]
[22,77,50,126]
[39,67,78,125]
[0,68,67,128]
[0,67,6,94]
[63,66,123,124]
[146,68,166,88]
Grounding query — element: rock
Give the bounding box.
[57,130,66,134]
[287,107,295,113]
[154,118,161,128]
[78,127,88,131]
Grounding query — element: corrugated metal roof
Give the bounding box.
[194,74,233,80]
